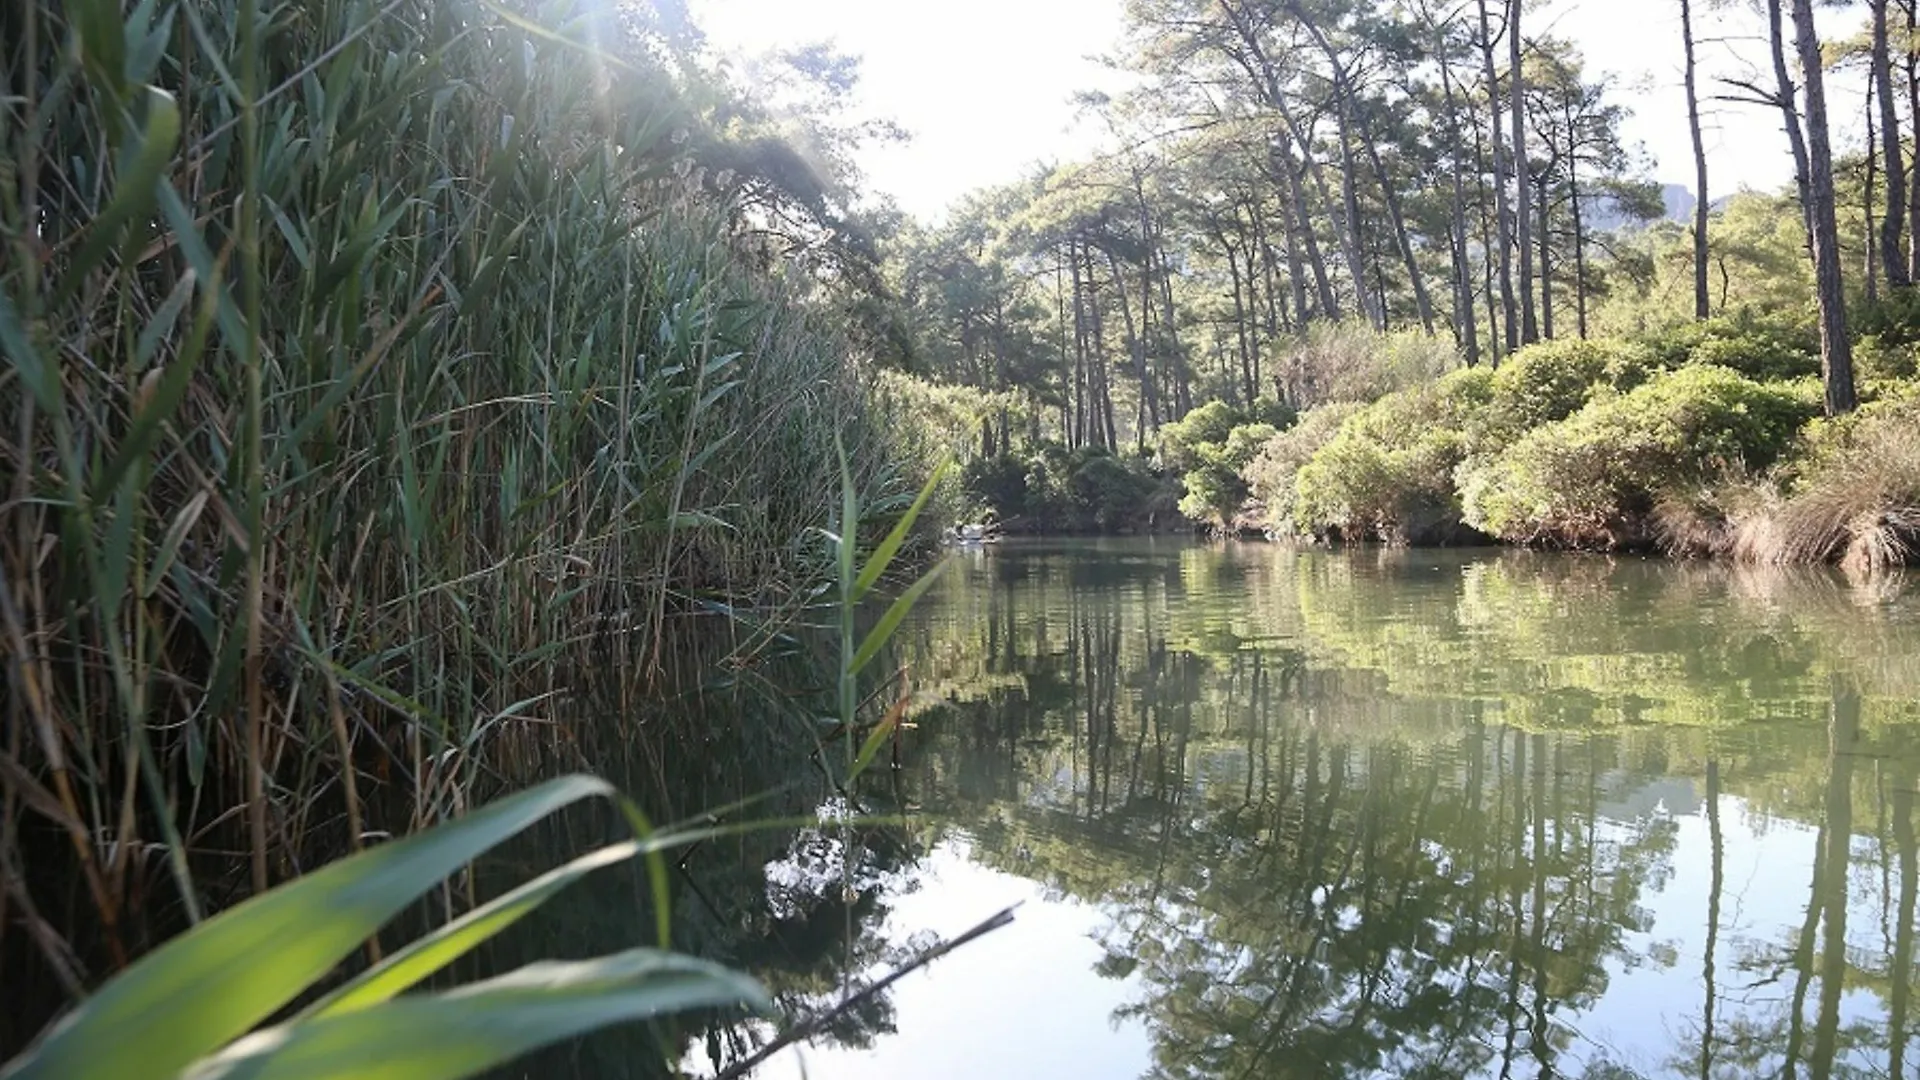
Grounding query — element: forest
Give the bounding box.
[887,0,1920,571]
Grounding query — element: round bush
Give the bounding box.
[1633,311,1819,382]
[1479,338,1657,445]
[1243,403,1362,536]
[1461,366,1819,548]
[1292,368,1494,544]
[1070,452,1164,530]
[1176,421,1280,527]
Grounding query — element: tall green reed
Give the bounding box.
[0,0,906,1039]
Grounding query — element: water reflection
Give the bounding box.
[772,542,1920,1080]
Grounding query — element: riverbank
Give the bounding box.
[1247,330,1920,571]
[954,320,1920,571]
[956,313,1920,568]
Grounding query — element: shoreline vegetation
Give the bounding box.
[1,0,937,1058]
[957,316,1920,573]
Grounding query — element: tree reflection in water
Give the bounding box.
[868,543,1920,1080]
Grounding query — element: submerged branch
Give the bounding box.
[713,904,1022,1080]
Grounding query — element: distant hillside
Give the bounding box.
[1584,183,1727,233]
[1660,183,1696,223]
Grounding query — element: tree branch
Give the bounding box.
[713,904,1022,1080]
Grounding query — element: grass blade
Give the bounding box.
[92,271,219,503]
[848,560,946,678]
[851,458,948,604]
[54,87,181,308]
[846,694,910,787]
[0,294,59,414]
[2,776,617,1080]
[183,950,768,1080]
[299,841,643,1019]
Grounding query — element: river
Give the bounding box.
[687,539,1920,1080]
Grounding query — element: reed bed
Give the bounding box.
[0,0,901,1035]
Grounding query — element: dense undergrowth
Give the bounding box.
[0,0,920,1030]
[1243,312,1920,567]
[948,307,1920,569]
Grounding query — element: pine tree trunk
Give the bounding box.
[1248,197,1280,336]
[1225,238,1255,405]
[1476,0,1518,353]
[1069,243,1089,448]
[1508,0,1537,344]
[1571,154,1589,338]
[1272,137,1340,320]
[1451,157,1480,362]
[1056,254,1071,444]
[1868,82,1882,304]
[1131,173,1166,432]
[1432,26,1482,363]
[1363,130,1438,333]
[1291,7,1389,331]
[1465,76,1503,363]
[1277,95,1378,328]
[1537,173,1553,340]
[1106,248,1157,435]
[1155,236,1192,414]
[1790,0,1858,414]
[1767,0,1814,238]
[1081,243,1118,449]
[1333,112,1381,330]
[1681,0,1712,318]
[1907,0,1920,281]
[1873,0,1910,288]
[1278,192,1312,331]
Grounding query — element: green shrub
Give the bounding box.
[1477,339,1657,445]
[1160,401,1248,472]
[1177,423,1280,527]
[963,453,1036,519]
[1847,288,1920,399]
[1634,311,1819,382]
[1854,334,1920,388]
[1225,422,1283,464]
[1292,368,1494,544]
[963,443,1171,532]
[1853,288,1920,347]
[1244,403,1364,536]
[1070,450,1168,530]
[1462,366,1819,548]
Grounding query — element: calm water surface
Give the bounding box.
[714,540,1920,1080]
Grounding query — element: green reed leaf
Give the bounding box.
[853,459,949,604]
[848,560,947,678]
[55,87,181,308]
[0,776,618,1080]
[301,842,645,1019]
[183,952,766,1080]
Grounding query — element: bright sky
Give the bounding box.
[690,0,1873,222]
